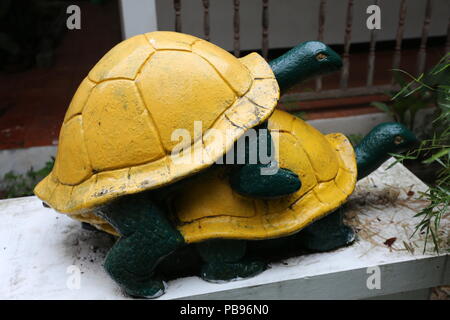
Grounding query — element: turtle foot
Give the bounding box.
[123,279,167,299]
[299,225,356,252]
[200,260,266,283]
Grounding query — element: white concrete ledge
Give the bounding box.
[0,159,448,300]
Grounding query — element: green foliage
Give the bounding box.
[1,159,54,198]
[391,131,449,253]
[386,53,450,253]
[371,53,449,133]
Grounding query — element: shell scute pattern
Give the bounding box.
[34,32,279,214]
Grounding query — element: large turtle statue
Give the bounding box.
[34,31,416,298]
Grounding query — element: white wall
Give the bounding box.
[119,0,158,39]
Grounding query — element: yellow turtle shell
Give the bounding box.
[72,110,357,241]
[34,31,279,214]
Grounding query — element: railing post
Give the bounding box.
[445,13,450,55]
[340,0,354,89]
[392,0,407,84]
[174,0,182,33]
[417,0,432,75]
[315,0,327,92]
[262,0,269,60]
[202,0,210,41]
[233,0,241,57]
[367,0,379,87]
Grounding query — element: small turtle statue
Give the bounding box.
[162,110,418,277]
[34,31,413,298]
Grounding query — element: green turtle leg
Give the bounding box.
[196,240,266,282]
[295,207,356,252]
[96,193,184,298]
[229,122,301,198]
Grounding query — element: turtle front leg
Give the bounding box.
[295,207,356,252]
[229,122,301,198]
[96,194,184,298]
[196,239,266,282]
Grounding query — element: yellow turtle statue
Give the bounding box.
[34,31,417,298]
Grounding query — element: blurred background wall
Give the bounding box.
[120,0,449,50]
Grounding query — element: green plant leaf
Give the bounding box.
[436,85,450,113]
[423,148,450,164]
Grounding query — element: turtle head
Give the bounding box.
[355,122,419,180]
[369,122,418,154]
[269,41,342,93]
[299,41,343,74]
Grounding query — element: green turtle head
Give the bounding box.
[355,122,418,180]
[367,122,418,154]
[269,41,342,92]
[298,41,343,75]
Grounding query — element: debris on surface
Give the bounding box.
[344,160,450,255]
[431,286,450,300]
[384,237,397,247]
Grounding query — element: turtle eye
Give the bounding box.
[394,136,404,145]
[316,53,327,61]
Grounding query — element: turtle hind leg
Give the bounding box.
[295,207,356,252]
[97,193,184,298]
[196,239,266,282]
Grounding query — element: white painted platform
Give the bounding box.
[0,159,448,300]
